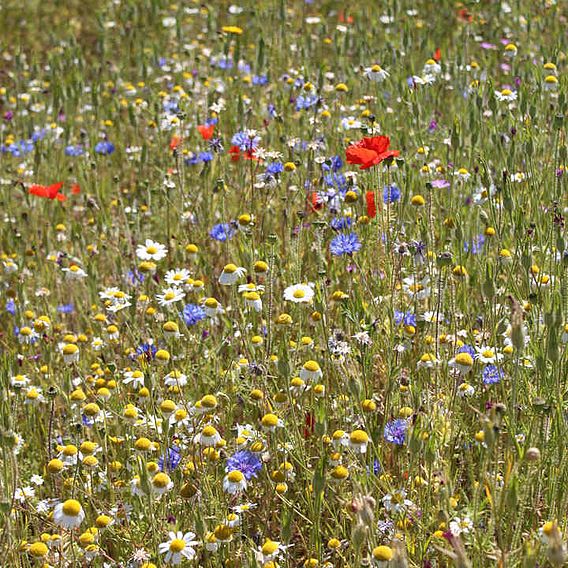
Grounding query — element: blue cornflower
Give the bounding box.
[324,173,348,192]
[209,223,236,242]
[238,61,251,74]
[198,151,214,163]
[394,310,416,327]
[457,344,476,358]
[322,155,343,172]
[31,129,47,142]
[185,153,200,166]
[252,74,269,86]
[330,216,353,231]
[267,103,277,118]
[2,140,34,157]
[56,304,74,314]
[159,447,182,471]
[134,342,157,361]
[482,365,504,385]
[226,450,262,480]
[265,161,284,175]
[330,232,361,256]
[182,303,206,326]
[384,419,408,445]
[295,94,319,111]
[65,145,84,157]
[5,299,16,315]
[94,141,115,155]
[464,234,485,254]
[231,131,260,152]
[125,269,145,286]
[383,184,401,203]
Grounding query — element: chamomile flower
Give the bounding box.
[223,470,248,494]
[62,264,88,279]
[449,352,474,374]
[364,64,389,82]
[299,360,323,382]
[53,499,85,529]
[495,88,517,102]
[159,531,199,565]
[156,287,186,307]
[164,268,191,286]
[283,283,315,303]
[219,264,247,285]
[475,346,503,364]
[136,239,168,261]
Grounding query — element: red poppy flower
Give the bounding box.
[433,47,442,62]
[365,191,377,218]
[346,136,399,169]
[229,145,257,162]
[197,124,214,140]
[71,183,81,195]
[303,412,315,438]
[29,182,66,201]
[308,191,324,212]
[169,136,182,151]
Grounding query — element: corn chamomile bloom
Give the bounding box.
[164,268,191,287]
[364,64,389,82]
[283,283,315,303]
[219,263,247,285]
[255,539,290,564]
[475,346,503,364]
[495,88,517,102]
[136,239,168,261]
[53,499,85,529]
[223,470,248,494]
[156,287,186,307]
[62,264,88,279]
[159,531,199,565]
[449,352,474,374]
[202,297,223,317]
[299,360,323,382]
[151,472,174,495]
[348,429,370,453]
[195,425,222,446]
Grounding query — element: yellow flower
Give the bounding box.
[222,25,243,35]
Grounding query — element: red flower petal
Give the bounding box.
[197,124,214,140]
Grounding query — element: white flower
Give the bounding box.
[449,516,473,536]
[219,264,247,285]
[255,540,290,564]
[341,116,363,130]
[243,291,262,312]
[475,346,503,364]
[123,370,145,389]
[364,64,389,82]
[164,268,191,286]
[53,499,85,529]
[164,370,188,388]
[11,374,30,388]
[159,531,199,565]
[382,489,414,514]
[136,239,168,261]
[151,472,174,495]
[423,59,441,75]
[495,88,517,102]
[223,470,248,494]
[299,360,323,382]
[194,425,222,446]
[283,283,315,303]
[62,265,87,279]
[91,337,105,351]
[156,287,186,307]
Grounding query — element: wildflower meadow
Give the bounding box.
[0,0,567,566]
